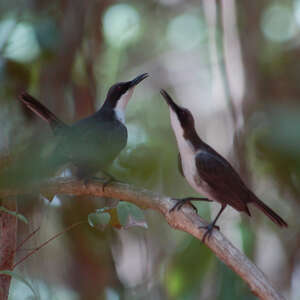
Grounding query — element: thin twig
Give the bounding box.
[13,220,86,269]
[16,226,40,252]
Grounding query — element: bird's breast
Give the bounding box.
[180,150,210,197]
[170,115,212,197]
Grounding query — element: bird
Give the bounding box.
[17,73,148,183]
[160,89,287,242]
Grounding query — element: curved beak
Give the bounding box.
[160,89,181,114]
[129,73,149,88]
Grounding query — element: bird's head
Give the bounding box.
[160,89,195,133]
[103,73,148,119]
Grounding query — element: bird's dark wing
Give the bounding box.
[178,153,184,177]
[59,114,127,174]
[195,150,250,213]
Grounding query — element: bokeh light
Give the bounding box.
[103,4,141,48]
[1,19,40,62]
[167,13,207,51]
[261,3,297,43]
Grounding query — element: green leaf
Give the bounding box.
[0,270,39,300]
[95,206,113,214]
[101,207,122,229]
[123,214,148,229]
[88,210,111,230]
[117,202,147,229]
[0,206,28,224]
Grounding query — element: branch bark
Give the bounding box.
[0,198,17,300]
[0,179,285,300]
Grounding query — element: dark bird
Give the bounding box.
[160,90,287,242]
[18,73,148,182]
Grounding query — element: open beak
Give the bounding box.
[160,89,181,114]
[129,73,149,88]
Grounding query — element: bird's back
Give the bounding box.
[57,110,127,176]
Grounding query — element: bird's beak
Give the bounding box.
[128,73,149,88]
[160,89,181,114]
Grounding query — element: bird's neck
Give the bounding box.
[101,88,133,125]
[116,88,133,112]
[95,106,126,125]
[169,109,203,156]
[114,108,125,124]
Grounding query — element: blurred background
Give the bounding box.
[0,0,299,299]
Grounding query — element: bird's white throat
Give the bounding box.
[169,107,206,194]
[114,87,134,124]
[169,108,195,155]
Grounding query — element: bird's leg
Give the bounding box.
[170,197,212,213]
[101,171,118,192]
[199,204,226,243]
[79,171,114,191]
[82,175,100,187]
[81,171,125,192]
[75,167,97,186]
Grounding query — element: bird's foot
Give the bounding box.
[102,174,117,192]
[81,172,122,192]
[169,197,210,213]
[170,198,198,213]
[199,223,220,243]
[82,176,100,187]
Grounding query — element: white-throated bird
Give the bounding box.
[160,89,287,242]
[18,73,148,182]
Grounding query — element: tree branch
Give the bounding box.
[0,178,285,300]
[0,198,17,300]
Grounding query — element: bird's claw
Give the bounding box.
[199,223,220,243]
[83,176,101,187]
[169,198,198,213]
[102,175,117,192]
[83,177,92,187]
[82,175,117,192]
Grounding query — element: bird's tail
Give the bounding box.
[251,195,288,227]
[19,92,66,134]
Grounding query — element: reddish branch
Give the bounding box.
[0,178,285,300]
[0,199,17,300]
